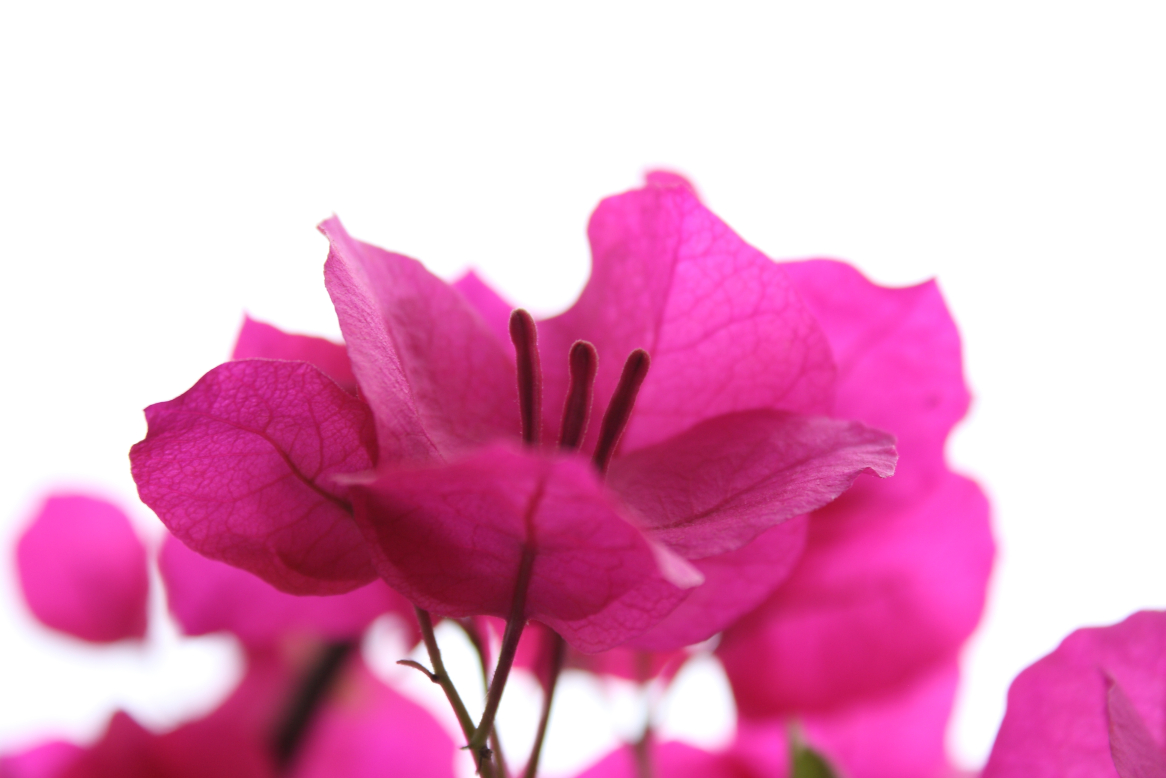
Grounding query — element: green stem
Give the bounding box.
[271,640,356,772]
[414,607,494,777]
[522,632,565,778]
[632,726,654,778]
[457,619,510,778]
[468,545,535,765]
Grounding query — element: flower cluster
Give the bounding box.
[4,174,1157,777]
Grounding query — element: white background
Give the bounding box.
[1,1,1163,773]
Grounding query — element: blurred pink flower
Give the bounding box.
[713,260,993,776]
[130,175,897,652]
[2,493,455,778]
[983,610,1166,778]
[15,494,149,643]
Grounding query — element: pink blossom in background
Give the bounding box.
[130,176,898,652]
[15,495,149,643]
[715,260,993,775]
[983,610,1166,778]
[2,492,455,778]
[0,655,458,778]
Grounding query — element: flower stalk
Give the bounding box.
[522,632,565,778]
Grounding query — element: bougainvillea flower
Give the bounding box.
[131,177,896,652]
[983,610,1166,778]
[718,260,994,712]
[15,494,149,643]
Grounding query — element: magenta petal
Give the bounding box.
[159,534,416,650]
[782,260,970,493]
[1108,677,1166,778]
[0,741,84,778]
[57,708,275,778]
[539,184,835,453]
[627,516,808,652]
[983,610,1166,778]
[607,409,895,558]
[719,471,993,714]
[231,315,357,395]
[16,494,149,643]
[452,270,514,348]
[349,444,698,651]
[802,659,961,778]
[130,359,377,594]
[320,216,517,462]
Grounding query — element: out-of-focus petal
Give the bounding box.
[159,535,417,650]
[294,660,458,778]
[232,316,357,394]
[57,711,275,778]
[131,360,378,595]
[627,517,808,652]
[781,260,969,494]
[349,444,699,653]
[802,659,960,778]
[320,216,516,462]
[16,495,149,643]
[983,610,1166,778]
[539,183,835,454]
[0,741,84,778]
[608,409,895,558]
[719,472,993,713]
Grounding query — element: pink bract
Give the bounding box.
[131,359,379,594]
[983,610,1166,778]
[232,315,357,395]
[131,176,898,652]
[719,260,994,713]
[15,494,149,643]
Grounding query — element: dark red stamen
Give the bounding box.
[559,341,597,450]
[593,349,650,473]
[509,309,542,446]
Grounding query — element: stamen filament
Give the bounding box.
[509,309,543,446]
[593,349,650,473]
[559,341,597,450]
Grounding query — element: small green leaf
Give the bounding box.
[790,740,840,778]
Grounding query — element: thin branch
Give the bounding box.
[414,607,494,777]
[468,545,535,764]
[457,619,510,778]
[270,640,356,772]
[523,632,566,778]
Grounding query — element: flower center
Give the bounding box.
[508,309,650,472]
